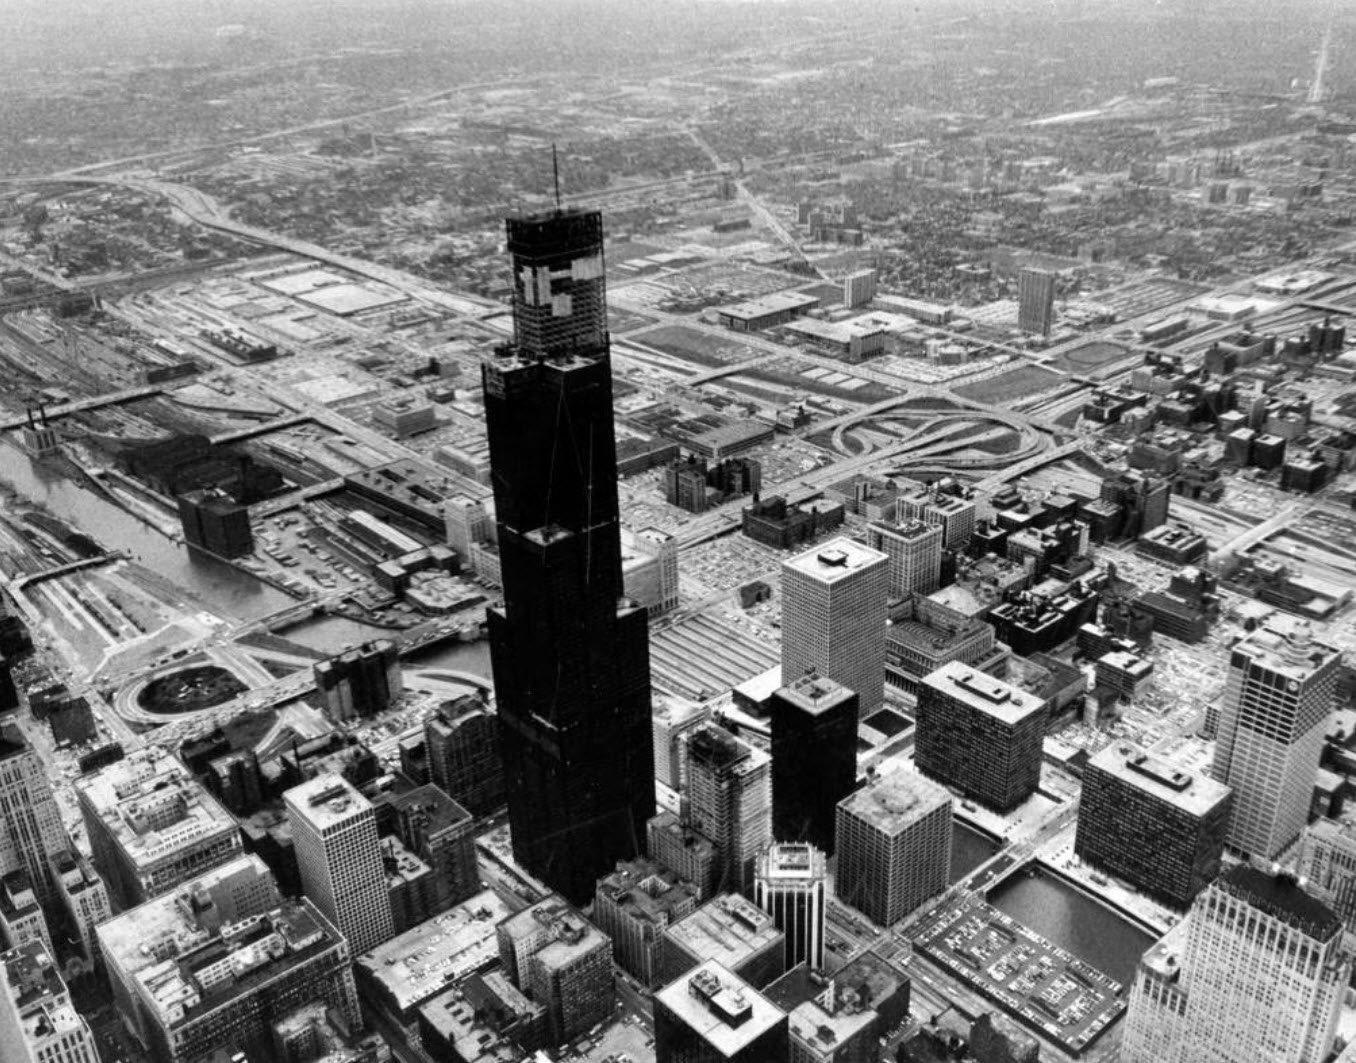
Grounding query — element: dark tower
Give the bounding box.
[769,673,858,854]
[482,206,654,904]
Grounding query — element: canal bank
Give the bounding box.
[1,438,292,621]
[987,864,1154,987]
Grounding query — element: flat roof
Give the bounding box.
[719,291,819,320]
[1219,865,1341,941]
[3,942,90,1048]
[759,843,826,883]
[97,856,278,976]
[598,859,699,925]
[655,961,785,1056]
[838,770,950,837]
[666,894,782,969]
[75,747,238,871]
[282,773,374,831]
[1236,615,1341,680]
[783,536,888,584]
[356,889,510,1013]
[1088,743,1231,817]
[913,894,1126,1053]
[776,672,855,716]
[921,661,1045,725]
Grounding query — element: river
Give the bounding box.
[278,613,495,679]
[988,866,1154,986]
[950,821,999,884]
[0,439,292,621]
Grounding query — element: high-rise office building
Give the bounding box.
[1076,743,1232,909]
[842,268,878,309]
[0,941,99,1063]
[624,526,681,616]
[593,858,700,988]
[652,694,710,793]
[769,673,857,854]
[1017,268,1056,336]
[47,850,110,970]
[424,693,505,816]
[897,483,977,551]
[0,726,69,904]
[684,724,772,897]
[1298,819,1356,935]
[312,639,402,723]
[496,895,613,1046]
[647,812,720,902]
[654,962,788,1063]
[0,873,50,954]
[176,489,253,559]
[835,770,951,927]
[1121,865,1349,1063]
[1212,615,1341,859]
[379,784,479,914]
[443,494,492,560]
[76,745,242,909]
[483,206,654,905]
[914,661,1046,812]
[284,773,394,956]
[753,843,826,971]
[866,518,943,598]
[781,538,889,718]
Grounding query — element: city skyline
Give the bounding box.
[1,3,1356,1062]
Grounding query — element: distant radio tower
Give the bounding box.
[1308,21,1333,105]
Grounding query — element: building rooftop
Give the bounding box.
[789,988,875,1053]
[719,291,820,321]
[283,773,374,831]
[418,971,543,1063]
[597,859,699,927]
[379,783,473,837]
[1236,614,1340,679]
[96,856,281,981]
[1219,865,1341,942]
[356,889,510,1013]
[1098,650,1153,676]
[133,899,341,1028]
[1088,742,1231,817]
[0,722,30,763]
[758,843,826,884]
[75,746,238,871]
[656,961,784,1056]
[686,723,766,777]
[498,896,608,971]
[48,848,104,897]
[3,942,90,1048]
[920,661,1045,726]
[838,770,951,837]
[666,894,782,970]
[784,537,888,585]
[869,518,940,544]
[776,672,855,717]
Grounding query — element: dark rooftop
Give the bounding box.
[0,724,29,762]
[1221,865,1341,941]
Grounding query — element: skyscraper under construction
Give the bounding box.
[482,206,654,904]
